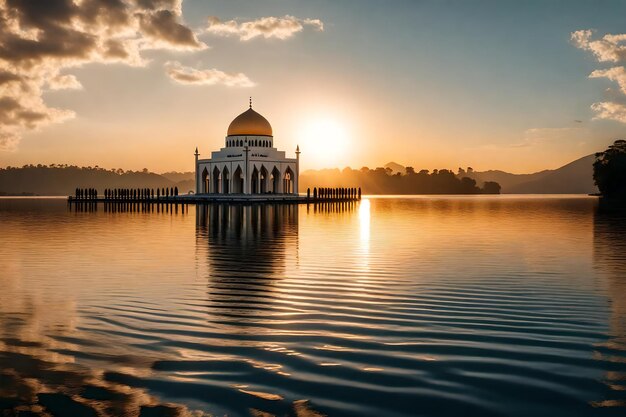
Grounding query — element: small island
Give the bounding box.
[594,139,626,210]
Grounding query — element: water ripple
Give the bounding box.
[1,197,626,416]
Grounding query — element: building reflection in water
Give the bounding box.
[593,208,626,406]
[195,203,299,326]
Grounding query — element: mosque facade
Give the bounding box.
[195,102,299,196]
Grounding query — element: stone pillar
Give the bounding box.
[278,168,284,194]
[209,165,214,193]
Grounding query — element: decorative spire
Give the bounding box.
[249,97,252,109]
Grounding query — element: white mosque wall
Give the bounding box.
[195,142,298,196]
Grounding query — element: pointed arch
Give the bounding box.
[201,167,209,194]
[212,166,221,193]
[284,166,295,194]
[222,166,230,194]
[233,165,244,194]
[251,166,260,194]
[260,165,268,193]
[270,166,281,194]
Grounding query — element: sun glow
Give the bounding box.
[298,117,350,168]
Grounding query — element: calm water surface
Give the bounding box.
[0,196,625,417]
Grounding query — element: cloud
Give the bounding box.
[590,66,626,94]
[206,15,324,41]
[48,74,83,90]
[138,9,204,49]
[165,61,254,87]
[0,0,206,150]
[590,101,626,123]
[572,29,626,124]
[571,30,626,63]
[0,3,324,150]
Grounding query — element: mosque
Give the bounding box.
[194,100,300,196]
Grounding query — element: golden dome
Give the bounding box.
[227,107,273,137]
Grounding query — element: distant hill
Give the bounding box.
[161,171,194,182]
[384,162,406,175]
[464,154,597,194]
[0,165,195,196]
[462,169,551,191]
[507,154,597,194]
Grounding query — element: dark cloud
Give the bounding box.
[0,71,21,85]
[0,0,205,150]
[138,9,203,48]
[5,0,78,29]
[135,0,183,12]
[0,26,97,65]
[80,0,131,29]
[103,39,131,60]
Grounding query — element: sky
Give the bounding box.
[1,0,626,173]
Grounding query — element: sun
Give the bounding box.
[298,118,350,168]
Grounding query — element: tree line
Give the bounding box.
[0,165,185,196]
[300,166,501,194]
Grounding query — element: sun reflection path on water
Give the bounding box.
[358,199,371,273]
[359,199,371,244]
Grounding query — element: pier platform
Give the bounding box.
[68,190,361,205]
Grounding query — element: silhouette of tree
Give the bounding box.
[594,139,626,199]
[482,181,501,194]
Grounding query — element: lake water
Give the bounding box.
[0,196,625,417]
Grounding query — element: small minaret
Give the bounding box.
[194,147,199,194]
[295,145,300,195]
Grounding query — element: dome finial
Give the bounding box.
[249,97,252,109]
